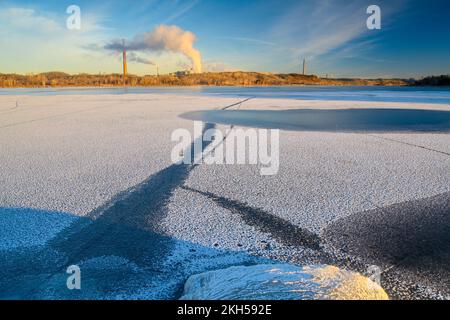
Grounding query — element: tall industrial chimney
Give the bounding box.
[302,58,307,75]
[122,39,127,85]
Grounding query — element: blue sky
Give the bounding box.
[0,0,449,77]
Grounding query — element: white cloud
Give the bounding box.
[0,7,62,33]
[0,6,118,74]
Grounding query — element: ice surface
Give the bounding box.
[0,92,448,299]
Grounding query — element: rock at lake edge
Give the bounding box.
[180,264,389,300]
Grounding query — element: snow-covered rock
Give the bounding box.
[180,264,389,300]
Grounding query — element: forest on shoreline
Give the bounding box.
[0,72,448,88]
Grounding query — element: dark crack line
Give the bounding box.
[367,134,450,156]
[0,102,125,129]
[181,186,322,251]
[218,97,254,110]
[0,101,19,114]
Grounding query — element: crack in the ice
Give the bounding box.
[181,186,322,251]
[367,134,450,156]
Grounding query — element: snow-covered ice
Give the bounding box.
[0,92,448,299]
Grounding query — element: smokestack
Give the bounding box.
[122,39,127,85]
[105,25,202,74]
[302,58,307,75]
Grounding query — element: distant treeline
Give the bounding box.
[0,71,447,88]
[413,75,450,86]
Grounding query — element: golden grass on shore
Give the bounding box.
[0,71,416,88]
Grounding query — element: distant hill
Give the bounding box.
[0,71,435,88]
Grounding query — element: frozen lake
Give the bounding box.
[0,91,449,299]
[1,86,450,104]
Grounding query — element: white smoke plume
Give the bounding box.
[105,25,202,73]
[145,25,202,73]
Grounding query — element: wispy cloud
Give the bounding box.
[163,0,200,23]
[323,38,392,63]
[269,1,368,58]
[0,7,62,33]
[269,1,404,60]
[216,36,279,47]
[0,5,117,74]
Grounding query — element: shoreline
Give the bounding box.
[0,84,431,89]
[1,84,449,90]
[1,72,448,88]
